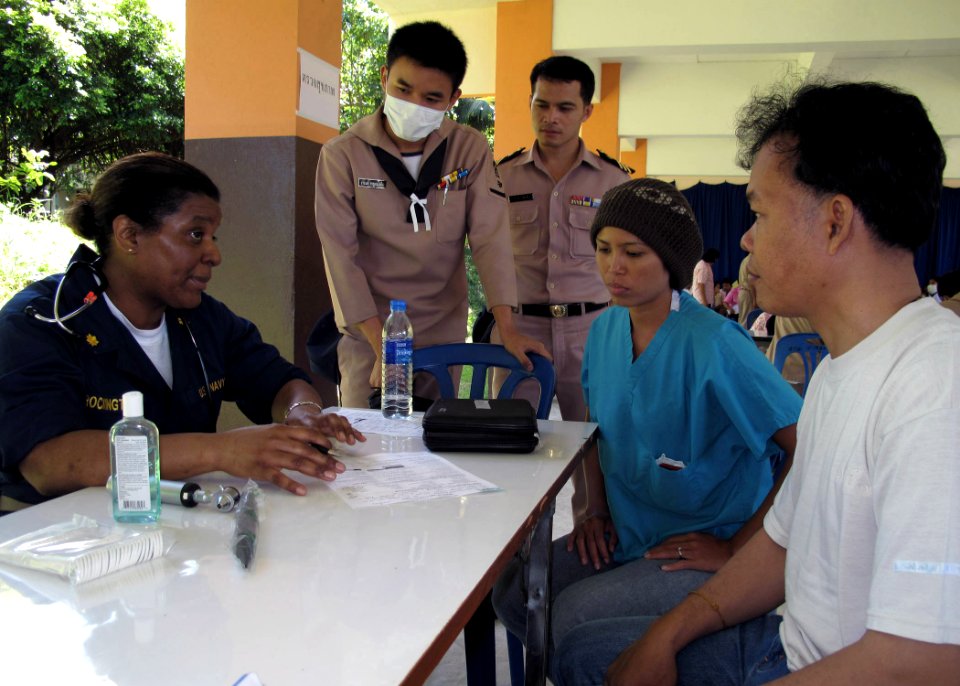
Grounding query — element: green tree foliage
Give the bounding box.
[0,0,184,200]
[450,97,495,149]
[339,0,387,132]
[450,97,496,328]
[0,148,56,206]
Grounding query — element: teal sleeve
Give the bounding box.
[707,325,802,459]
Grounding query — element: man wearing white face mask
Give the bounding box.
[315,21,549,407]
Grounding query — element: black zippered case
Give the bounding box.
[421,398,540,453]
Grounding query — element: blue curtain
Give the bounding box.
[681,182,960,287]
[915,186,960,285]
[681,182,751,284]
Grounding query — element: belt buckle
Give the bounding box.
[549,304,568,318]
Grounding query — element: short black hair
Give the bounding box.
[530,56,595,104]
[386,22,467,93]
[735,81,945,253]
[703,248,720,262]
[65,152,220,258]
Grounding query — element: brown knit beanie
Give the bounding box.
[590,178,704,290]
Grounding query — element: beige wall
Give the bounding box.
[549,0,960,180]
[551,0,960,52]
[387,6,499,97]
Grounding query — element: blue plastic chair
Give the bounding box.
[412,342,555,686]
[412,342,556,420]
[772,332,828,397]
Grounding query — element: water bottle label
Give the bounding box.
[383,339,412,364]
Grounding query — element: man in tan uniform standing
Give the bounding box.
[315,22,547,407]
[494,56,630,513]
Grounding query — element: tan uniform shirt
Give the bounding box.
[496,142,629,516]
[497,142,629,305]
[737,255,756,328]
[315,108,517,348]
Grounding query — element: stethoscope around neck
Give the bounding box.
[25,259,215,412]
[24,259,105,336]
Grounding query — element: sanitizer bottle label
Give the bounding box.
[115,435,150,511]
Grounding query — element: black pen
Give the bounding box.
[232,486,259,570]
[312,443,344,457]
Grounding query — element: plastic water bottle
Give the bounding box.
[110,390,161,523]
[382,300,413,419]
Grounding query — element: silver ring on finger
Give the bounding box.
[677,545,684,559]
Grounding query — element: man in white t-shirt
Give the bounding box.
[553,81,960,685]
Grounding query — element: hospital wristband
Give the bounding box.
[284,400,323,421]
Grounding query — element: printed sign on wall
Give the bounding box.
[298,48,339,128]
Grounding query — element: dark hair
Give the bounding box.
[735,81,945,253]
[386,22,467,93]
[530,56,595,104]
[64,152,220,258]
[703,248,720,262]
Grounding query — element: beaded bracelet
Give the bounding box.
[283,400,323,421]
[687,590,728,629]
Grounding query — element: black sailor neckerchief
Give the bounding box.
[371,139,448,232]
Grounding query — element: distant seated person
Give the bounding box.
[713,281,732,311]
[0,153,364,513]
[749,310,774,336]
[722,282,741,318]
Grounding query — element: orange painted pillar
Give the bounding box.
[494,0,553,160]
[185,0,342,409]
[581,63,631,170]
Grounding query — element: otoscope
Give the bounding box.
[159,480,241,512]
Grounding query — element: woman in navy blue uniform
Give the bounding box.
[0,153,363,513]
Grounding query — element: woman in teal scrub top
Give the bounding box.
[493,178,801,651]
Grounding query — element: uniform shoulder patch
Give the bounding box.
[496,147,526,166]
[596,149,635,175]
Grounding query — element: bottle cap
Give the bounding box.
[390,300,407,312]
[121,391,144,418]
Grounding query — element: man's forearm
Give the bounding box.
[490,304,517,334]
[656,528,787,652]
[775,630,960,686]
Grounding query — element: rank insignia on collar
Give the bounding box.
[86,333,99,347]
[496,147,526,166]
[596,149,635,174]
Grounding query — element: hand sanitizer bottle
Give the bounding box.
[110,391,161,523]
